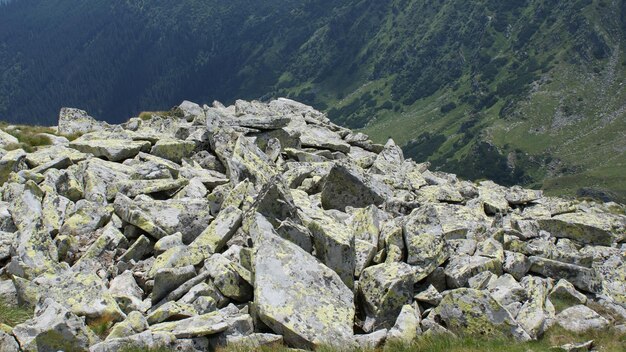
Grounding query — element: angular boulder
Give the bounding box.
[253,216,354,349]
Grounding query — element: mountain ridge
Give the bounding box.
[0,0,625,201]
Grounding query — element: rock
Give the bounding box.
[298,124,351,153]
[109,271,147,313]
[549,279,587,312]
[152,265,197,303]
[226,333,284,349]
[204,253,252,302]
[516,276,554,338]
[503,251,530,281]
[118,235,153,263]
[505,186,542,205]
[107,311,148,340]
[403,206,450,276]
[150,312,228,338]
[386,304,422,342]
[114,178,188,198]
[0,149,27,181]
[154,233,184,255]
[432,288,530,341]
[414,285,443,306]
[12,298,98,352]
[320,163,392,211]
[58,107,106,135]
[554,340,594,352]
[359,262,417,332]
[147,302,198,325]
[528,256,601,293]
[354,329,388,349]
[0,129,18,148]
[114,194,212,242]
[444,255,503,288]
[537,212,622,246]
[556,305,610,333]
[190,206,243,253]
[150,139,196,163]
[90,331,175,352]
[307,215,356,288]
[70,139,150,162]
[0,330,19,352]
[253,216,354,349]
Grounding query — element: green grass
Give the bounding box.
[216,327,625,352]
[0,298,32,327]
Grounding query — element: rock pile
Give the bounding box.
[0,98,624,351]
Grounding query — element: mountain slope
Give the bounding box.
[0,0,625,201]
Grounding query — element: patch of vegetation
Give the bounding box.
[217,327,625,352]
[0,298,32,327]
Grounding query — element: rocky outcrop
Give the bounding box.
[0,98,624,350]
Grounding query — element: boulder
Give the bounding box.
[386,304,421,342]
[12,298,98,352]
[253,216,354,349]
[359,262,417,331]
[58,107,106,135]
[556,305,610,333]
[320,164,392,211]
[432,288,530,341]
[69,139,150,162]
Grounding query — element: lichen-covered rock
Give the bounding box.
[107,311,148,340]
[321,163,391,211]
[432,288,531,341]
[114,194,212,242]
[190,206,242,253]
[58,107,107,135]
[555,305,610,333]
[26,270,126,322]
[149,311,228,338]
[109,271,147,313]
[90,331,175,352]
[12,298,99,352]
[359,262,418,332]
[307,215,356,288]
[0,330,19,352]
[0,129,18,148]
[444,255,503,288]
[386,304,421,342]
[537,212,623,246]
[253,215,354,349]
[549,279,587,312]
[205,253,252,302]
[70,139,150,162]
[149,138,196,163]
[403,206,450,276]
[529,256,601,293]
[147,301,198,325]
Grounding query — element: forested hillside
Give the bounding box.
[0,0,625,200]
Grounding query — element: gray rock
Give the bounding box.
[153,265,197,304]
[359,262,417,332]
[321,163,392,211]
[528,256,601,293]
[503,250,531,281]
[190,206,242,253]
[12,298,98,352]
[253,215,354,349]
[150,312,228,338]
[556,305,610,333]
[109,271,146,313]
[70,138,150,162]
[58,107,106,135]
[549,279,587,312]
[90,331,175,352]
[432,288,531,341]
[114,194,212,242]
[386,304,422,342]
[0,330,19,352]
